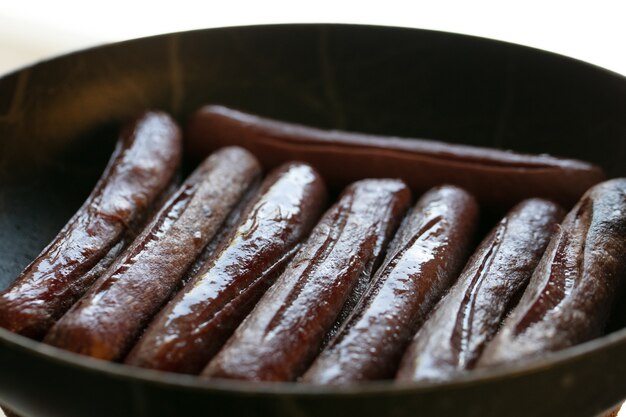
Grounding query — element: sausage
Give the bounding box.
[321,183,401,348]
[43,147,262,361]
[179,175,261,289]
[202,179,411,381]
[477,179,626,368]
[395,199,564,383]
[185,105,605,209]
[0,111,182,339]
[124,162,327,374]
[302,185,479,384]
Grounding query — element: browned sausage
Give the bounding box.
[302,185,479,384]
[43,147,261,361]
[321,182,402,348]
[179,175,261,289]
[478,179,626,368]
[202,179,411,381]
[124,162,327,374]
[185,105,605,209]
[395,198,564,383]
[0,112,182,339]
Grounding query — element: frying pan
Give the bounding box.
[1,24,626,417]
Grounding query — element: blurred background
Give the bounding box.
[0,1,624,416]
[1,0,626,77]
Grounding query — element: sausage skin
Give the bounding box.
[44,147,261,361]
[186,105,605,209]
[396,198,564,382]
[478,179,626,367]
[124,162,327,374]
[179,175,262,289]
[202,179,411,381]
[0,111,182,339]
[303,185,479,384]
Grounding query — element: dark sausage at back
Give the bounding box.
[186,105,605,209]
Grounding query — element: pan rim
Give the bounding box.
[2,322,626,396]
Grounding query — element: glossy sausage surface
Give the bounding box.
[0,112,182,339]
[44,147,261,360]
[125,162,327,374]
[478,179,626,367]
[303,185,479,384]
[396,198,564,382]
[202,179,411,381]
[179,176,262,289]
[186,105,605,209]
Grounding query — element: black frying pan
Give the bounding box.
[1,24,626,417]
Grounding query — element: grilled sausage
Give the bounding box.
[303,185,479,384]
[44,147,261,361]
[186,105,605,209]
[0,112,182,339]
[202,179,411,381]
[396,199,564,382]
[124,162,327,374]
[478,179,626,367]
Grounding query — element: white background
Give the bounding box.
[1,0,626,77]
[0,1,624,416]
